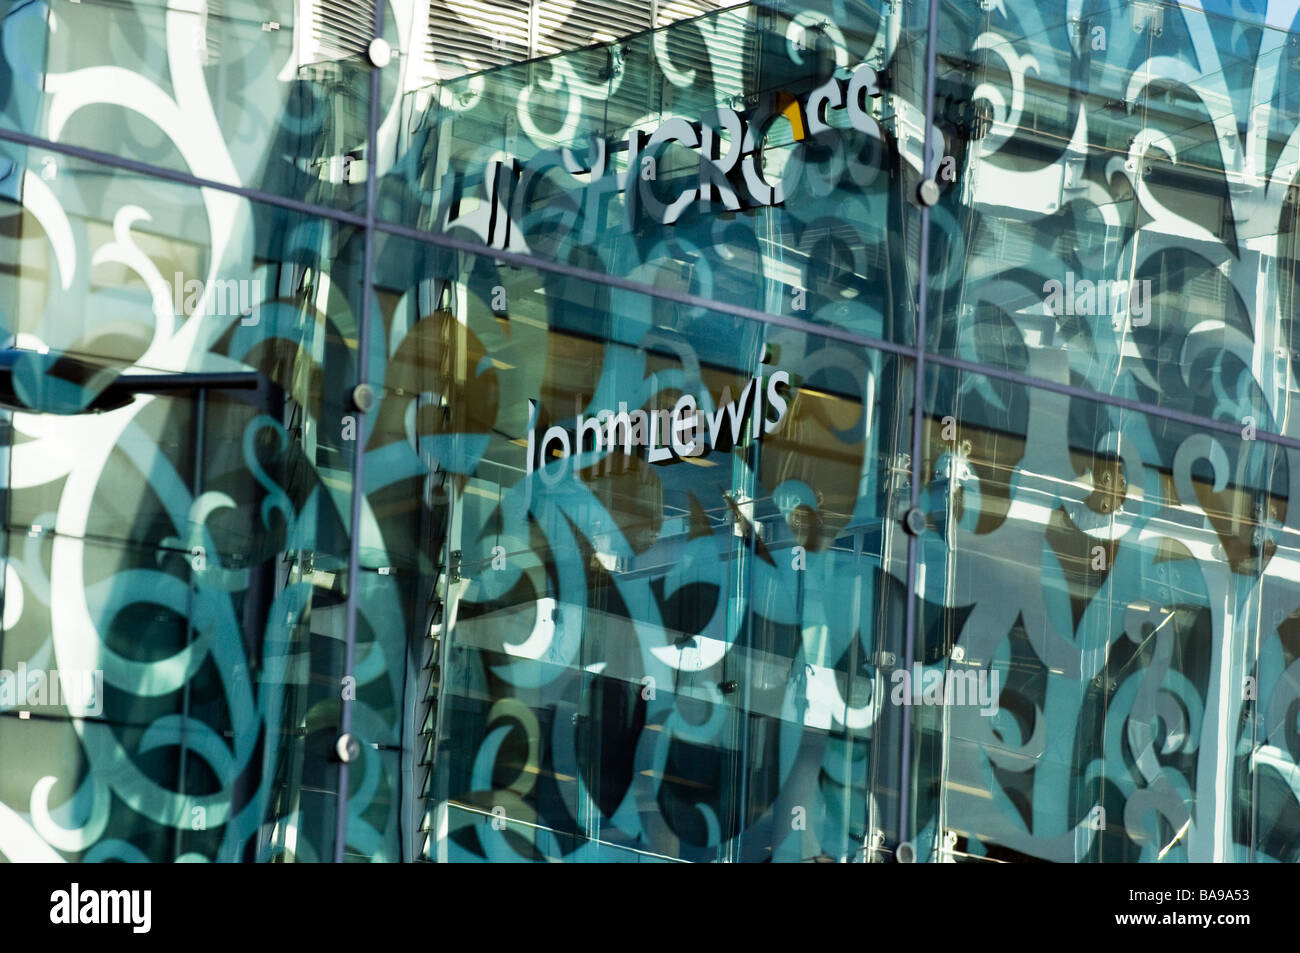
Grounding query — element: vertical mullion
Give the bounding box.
[897,0,942,860]
[334,0,385,863]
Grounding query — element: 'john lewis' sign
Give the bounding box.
[525,370,792,485]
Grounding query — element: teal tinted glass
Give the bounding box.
[2,0,1299,865]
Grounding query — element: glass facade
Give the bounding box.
[0,0,1297,863]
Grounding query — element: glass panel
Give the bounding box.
[1254,456,1300,862]
[0,146,362,861]
[918,360,1281,862]
[351,232,913,861]
[377,0,922,345]
[0,0,375,210]
[925,0,1300,442]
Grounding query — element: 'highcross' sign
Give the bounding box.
[434,62,892,246]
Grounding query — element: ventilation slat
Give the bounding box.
[429,0,532,73]
[311,0,375,61]
[425,0,746,81]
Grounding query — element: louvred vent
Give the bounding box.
[311,0,375,60]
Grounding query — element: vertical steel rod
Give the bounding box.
[897,0,943,859]
[334,0,386,863]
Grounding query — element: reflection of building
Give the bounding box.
[0,0,1298,864]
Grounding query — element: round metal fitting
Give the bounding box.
[335,733,362,763]
[352,383,376,413]
[367,38,393,68]
[903,507,927,537]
